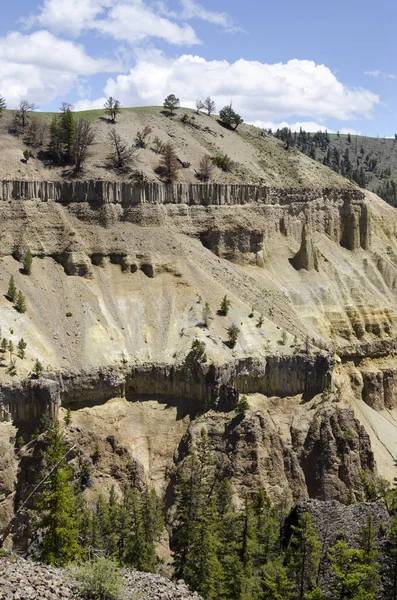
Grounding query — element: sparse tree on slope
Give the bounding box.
[7,276,17,302]
[219,104,244,130]
[203,96,216,116]
[18,100,37,130]
[198,154,214,181]
[158,142,180,183]
[73,119,95,173]
[104,97,121,124]
[23,249,32,275]
[163,94,180,116]
[0,96,6,117]
[108,129,138,171]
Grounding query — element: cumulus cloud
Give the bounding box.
[95,2,199,45]
[101,52,379,122]
[0,31,119,106]
[28,0,200,45]
[24,0,110,36]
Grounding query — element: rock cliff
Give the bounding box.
[0,180,396,547]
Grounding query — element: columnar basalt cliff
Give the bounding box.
[0,180,364,206]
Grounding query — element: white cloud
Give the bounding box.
[101,53,379,122]
[339,127,362,135]
[0,31,119,107]
[364,70,395,80]
[95,2,200,45]
[250,120,334,133]
[179,0,234,28]
[24,0,111,36]
[74,97,108,111]
[28,0,200,45]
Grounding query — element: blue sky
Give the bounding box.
[1,0,396,136]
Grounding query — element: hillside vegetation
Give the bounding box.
[274,126,397,205]
[0,104,349,188]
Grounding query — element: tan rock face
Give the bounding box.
[0,181,396,543]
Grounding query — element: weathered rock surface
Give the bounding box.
[284,500,390,596]
[0,181,396,544]
[0,555,203,600]
[170,401,377,505]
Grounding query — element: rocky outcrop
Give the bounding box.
[290,223,319,271]
[0,379,60,424]
[300,407,376,501]
[284,500,389,596]
[0,555,203,600]
[172,404,377,505]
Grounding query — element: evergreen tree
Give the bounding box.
[60,107,75,161]
[17,338,27,359]
[216,479,245,599]
[163,94,180,115]
[15,290,27,313]
[262,559,295,600]
[285,513,321,599]
[22,249,32,274]
[32,415,80,565]
[48,115,63,163]
[7,276,17,302]
[220,295,231,316]
[386,516,397,600]
[328,539,378,600]
[219,104,244,130]
[158,142,180,183]
[0,95,6,117]
[104,97,121,123]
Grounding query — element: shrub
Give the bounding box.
[257,314,264,328]
[66,312,73,317]
[135,125,152,148]
[235,394,249,416]
[152,136,165,154]
[213,153,233,172]
[227,323,240,348]
[73,557,122,600]
[32,359,44,377]
[191,339,207,362]
[202,302,212,327]
[64,408,72,426]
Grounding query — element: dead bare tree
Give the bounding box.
[18,100,37,129]
[195,99,204,114]
[74,119,95,172]
[108,128,138,171]
[203,96,216,116]
[197,154,214,181]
